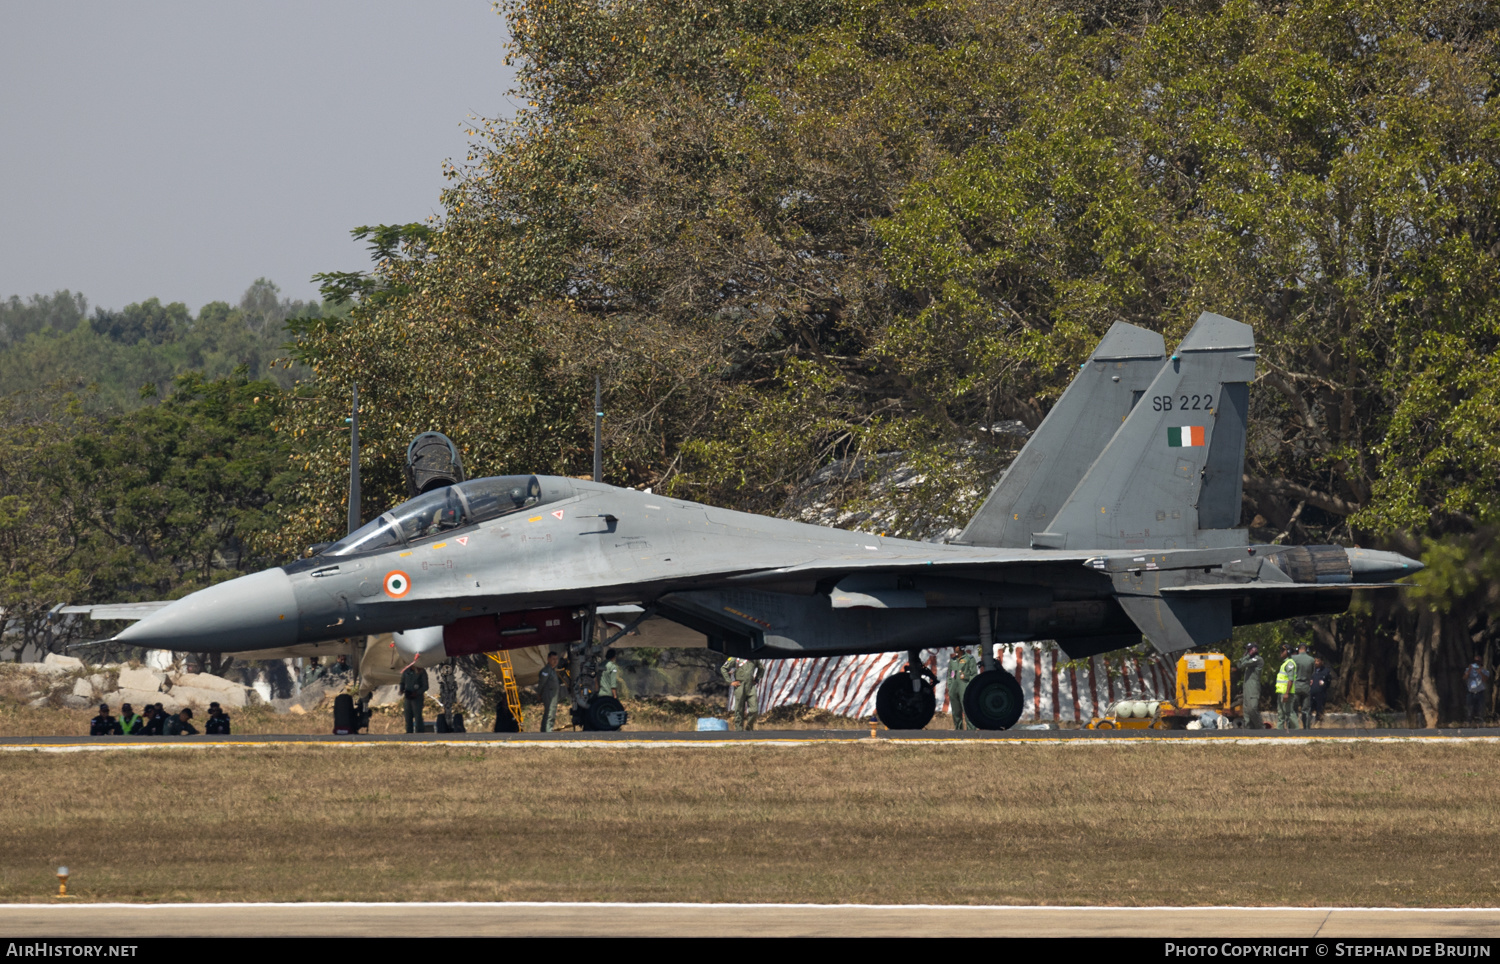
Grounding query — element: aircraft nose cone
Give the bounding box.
[1347,548,1424,582]
[114,568,299,652]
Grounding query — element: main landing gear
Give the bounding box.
[963,669,1025,731]
[875,649,938,730]
[873,649,1027,731]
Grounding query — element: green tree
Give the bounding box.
[276,0,1500,721]
[0,374,295,660]
[0,281,322,411]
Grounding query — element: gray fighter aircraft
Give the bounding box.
[68,313,1421,730]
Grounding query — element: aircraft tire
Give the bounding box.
[963,669,1025,730]
[585,695,627,731]
[875,672,936,730]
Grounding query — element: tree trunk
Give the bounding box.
[1335,610,1402,712]
[1402,609,1472,727]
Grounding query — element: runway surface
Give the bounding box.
[0,728,1496,751]
[3,902,1499,937]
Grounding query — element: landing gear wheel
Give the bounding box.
[875,672,937,730]
[584,696,627,731]
[963,669,1025,730]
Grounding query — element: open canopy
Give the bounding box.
[324,474,556,556]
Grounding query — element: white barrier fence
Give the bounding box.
[758,644,1176,722]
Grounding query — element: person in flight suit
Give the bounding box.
[598,649,623,701]
[165,708,198,736]
[948,646,979,730]
[720,657,764,730]
[537,651,562,733]
[400,659,430,734]
[1238,644,1264,729]
[1292,643,1316,729]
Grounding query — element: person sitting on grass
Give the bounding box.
[89,703,120,736]
[118,703,142,735]
[165,708,198,736]
[140,704,165,735]
[204,702,231,735]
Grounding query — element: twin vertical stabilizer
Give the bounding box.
[965,312,1256,554]
[956,322,1165,548]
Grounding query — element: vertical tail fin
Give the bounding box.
[957,322,1165,548]
[1034,312,1255,551]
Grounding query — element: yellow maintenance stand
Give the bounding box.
[1088,651,1241,730]
[486,651,525,729]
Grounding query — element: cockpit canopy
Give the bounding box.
[324,475,568,557]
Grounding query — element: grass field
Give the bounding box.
[3,741,1498,906]
[0,695,872,738]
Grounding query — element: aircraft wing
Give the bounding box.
[743,548,1097,580]
[1155,583,1400,593]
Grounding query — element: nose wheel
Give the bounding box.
[875,664,937,730]
[963,668,1025,730]
[581,695,628,731]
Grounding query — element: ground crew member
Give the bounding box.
[89,703,119,736]
[1275,646,1298,729]
[301,657,327,687]
[720,657,763,730]
[205,702,231,735]
[1310,658,1333,723]
[1238,645,1263,729]
[948,646,979,730]
[1293,642,1316,729]
[118,703,142,736]
[1464,658,1492,724]
[599,649,623,700]
[143,704,168,735]
[328,654,352,679]
[166,708,198,736]
[537,651,562,732]
[400,659,430,734]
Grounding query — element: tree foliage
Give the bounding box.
[0,280,326,413]
[0,375,293,658]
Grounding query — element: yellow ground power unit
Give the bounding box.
[1087,651,1242,730]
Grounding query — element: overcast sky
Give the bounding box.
[0,1,517,313]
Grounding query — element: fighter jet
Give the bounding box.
[66,313,1421,730]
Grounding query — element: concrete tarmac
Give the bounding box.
[3,902,1499,937]
[0,728,1496,750]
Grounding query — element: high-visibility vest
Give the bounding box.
[119,713,141,734]
[1276,659,1296,695]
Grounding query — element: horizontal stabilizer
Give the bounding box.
[958,322,1165,548]
[1117,594,1232,654]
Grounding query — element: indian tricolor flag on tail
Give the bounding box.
[1167,426,1206,447]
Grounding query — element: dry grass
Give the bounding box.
[0,695,872,737]
[2,742,1498,906]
